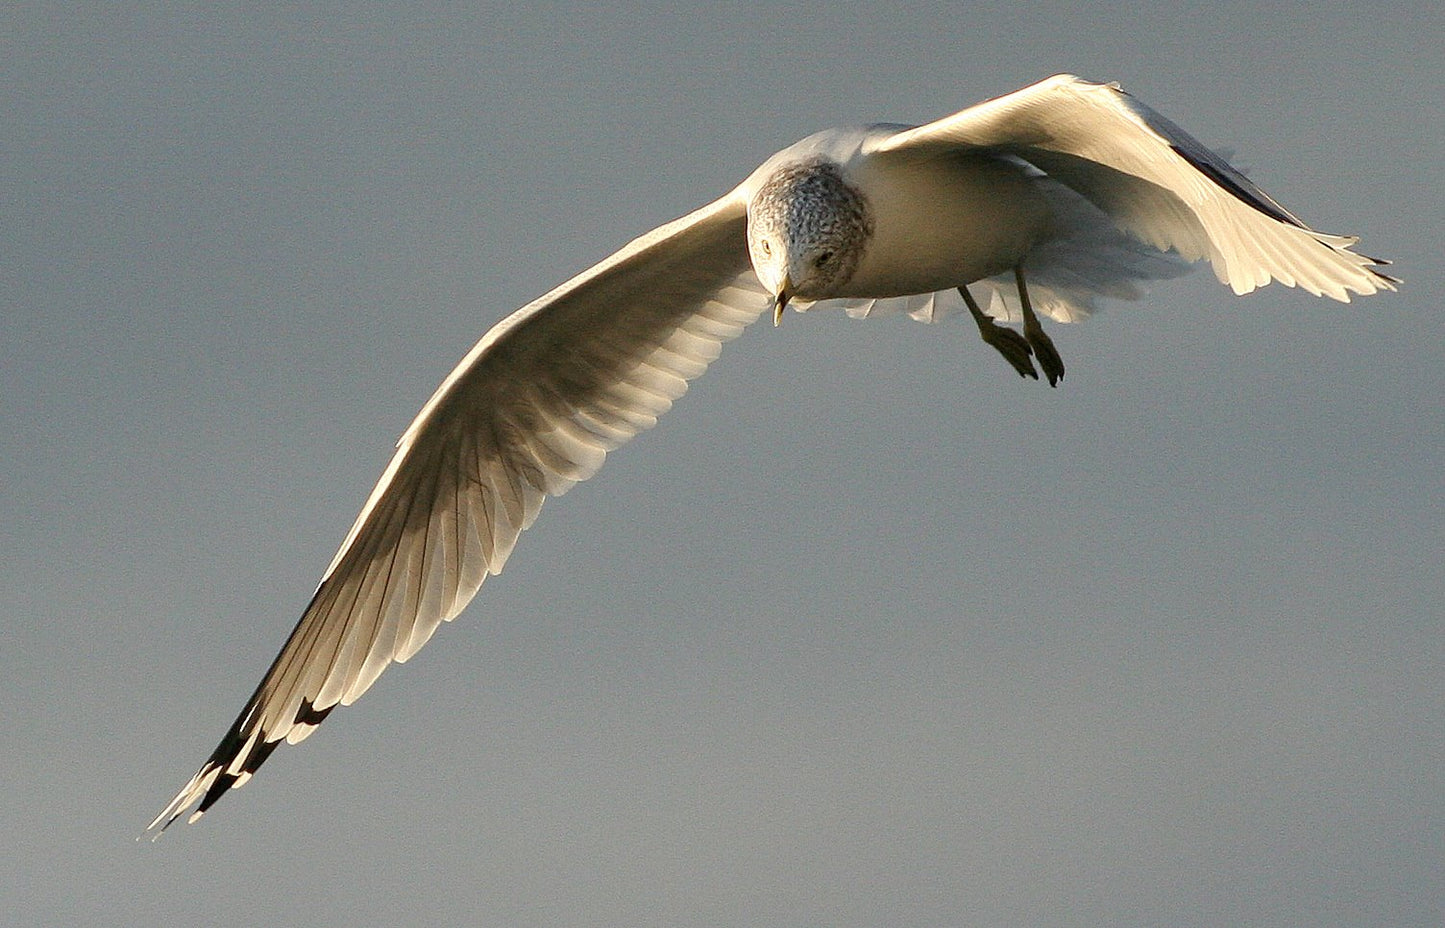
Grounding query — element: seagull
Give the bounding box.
[146,74,1394,836]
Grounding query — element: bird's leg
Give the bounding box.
[1014,266,1064,387]
[958,285,1037,380]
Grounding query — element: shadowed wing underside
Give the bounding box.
[147,194,763,834]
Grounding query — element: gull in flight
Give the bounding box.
[147,74,1394,836]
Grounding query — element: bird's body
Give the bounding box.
[147,75,1394,836]
[740,126,1051,301]
[856,146,1050,299]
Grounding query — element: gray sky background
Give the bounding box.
[4,3,1442,926]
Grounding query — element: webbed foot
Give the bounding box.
[959,286,1038,380]
[1015,267,1064,387]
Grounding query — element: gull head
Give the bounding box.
[746,159,872,325]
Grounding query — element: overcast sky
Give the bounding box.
[4,3,1442,926]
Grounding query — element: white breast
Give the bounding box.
[837,152,1052,298]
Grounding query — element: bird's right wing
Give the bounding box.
[147,190,766,835]
[876,74,1395,300]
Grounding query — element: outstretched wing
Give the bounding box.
[147,192,765,835]
[875,74,1395,300]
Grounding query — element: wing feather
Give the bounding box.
[147,192,764,835]
[877,74,1396,300]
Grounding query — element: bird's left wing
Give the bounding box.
[147,191,764,835]
[875,74,1395,300]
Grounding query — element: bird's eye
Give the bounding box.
[814,250,834,268]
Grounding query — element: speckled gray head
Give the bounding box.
[746,158,873,324]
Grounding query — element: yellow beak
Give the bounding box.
[772,276,793,327]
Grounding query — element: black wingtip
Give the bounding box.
[1177,144,1305,228]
